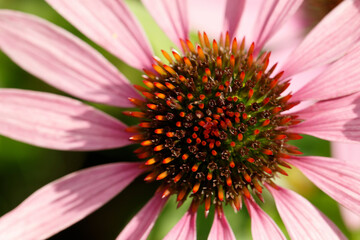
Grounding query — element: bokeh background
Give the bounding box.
[0,0,359,239]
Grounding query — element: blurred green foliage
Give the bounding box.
[0,0,359,239]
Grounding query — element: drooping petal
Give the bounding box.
[244,198,286,240]
[267,186,346,240]
[291,93,360,143]
[142,0,189,48]
[289,156,360,216]
[0,162,143,240]
[208,209,236,240]
[46,0,153,70]
[0,89,131,151]
[163,209,197,240]
[253,0,303,52]
[0,10,139,107]
[223,0,245,39]
[292,42,360,102]
[117,192,168,240]
[282,0,360,78]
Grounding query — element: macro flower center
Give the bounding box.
[125,32,302,213]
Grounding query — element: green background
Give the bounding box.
[0,0,359,239]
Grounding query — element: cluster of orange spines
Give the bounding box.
[125,32,302,214]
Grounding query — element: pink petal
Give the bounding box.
[117,192,168,240]
[142,0,189,48]
[291,93,360,143]
[237,0,264,43]
[163,209,197,240]
[332,142,360,230]
[332,141,360,166]
[223,0,245,39]
[188,0,226,38]
[289,156,360,216]
[292,42,360,102]
[0,162,143,240]
[282,0,360,78]
[291,94,360,142]
[208,209,236,240]
[340,206,360,231]
[253,0,303,52]
[189,0,245,39]
[189,0,244,40]
[293,92,360,119]
[0,10,138,107]
[267,186,346,240]
[46,0,153,70]
[244,198,286,240]
[263,9,306,53]
[283,66,325,97]
[0,89,131,151]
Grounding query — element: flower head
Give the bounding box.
[0,0,360,239]
[129,33,300,215]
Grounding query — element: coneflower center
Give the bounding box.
[126,32,302,213]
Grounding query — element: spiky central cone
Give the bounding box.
[126,32,302,212]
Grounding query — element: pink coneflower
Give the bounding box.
[0,0,360,239]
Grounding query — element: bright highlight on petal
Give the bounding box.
[268,186,347,240]
[187,0,226,38]
[117,192,168,240]
[0,89,131,151]
[244,197,286,240]
[0,162,143,240]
